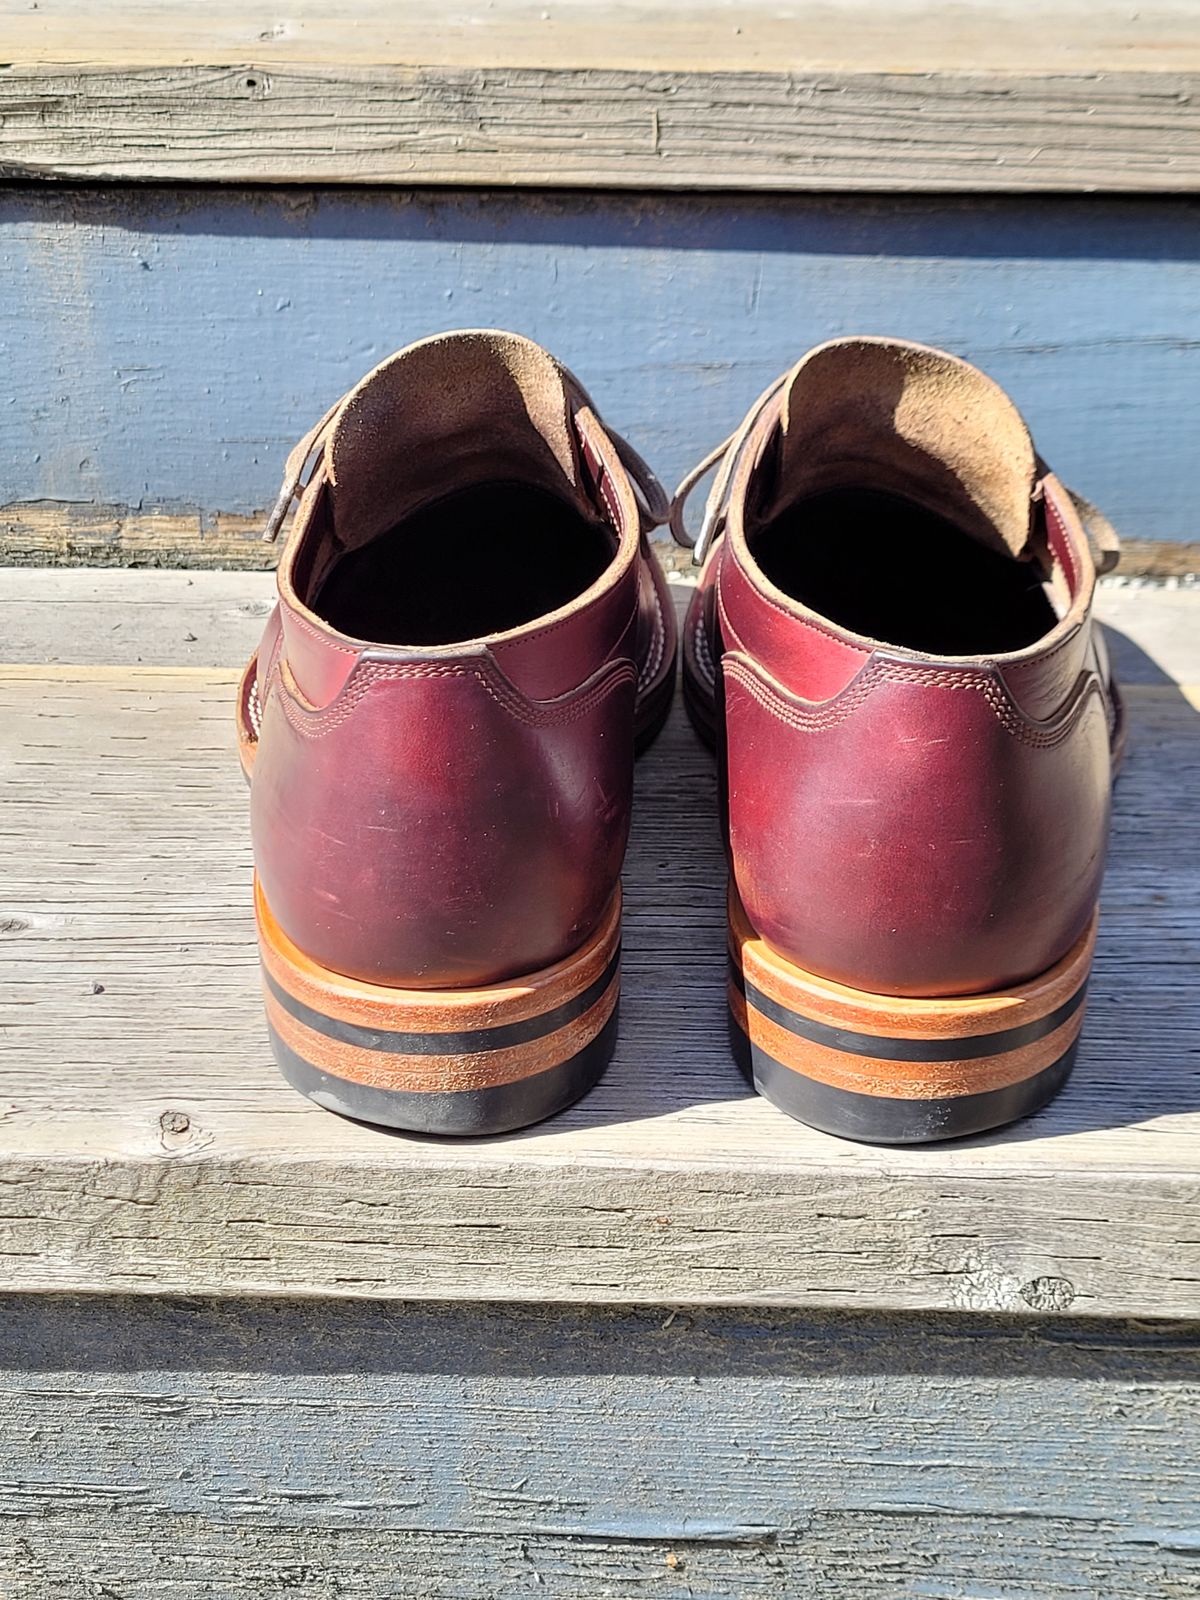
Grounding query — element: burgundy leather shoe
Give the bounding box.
[238,330,677,1135]
[676,337,1122,1144]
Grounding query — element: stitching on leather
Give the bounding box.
[716,578,869,680]
[1044,488,1081,593]
[726,538,1090,683]
[242,627,284,748]
[726,547,1091,695]
[1007,620,1081,674]
[722,655,1103,749]
[578,411,629,534]
[489,581,638,650]
[596,466,623,531]
[726,548,863,650]
[274,657,639,739]
[714,585,748,656]
[287,585,638,704]
[287,573,638,660]
[693,607,717,687]
[637,585,666,692]
[286,605,361,657]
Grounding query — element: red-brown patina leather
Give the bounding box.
[682,338,1121,998]
[243,332,676,989]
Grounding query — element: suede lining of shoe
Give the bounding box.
[286,331,619,646]
[327,331,586,550]
[744,337,1062,655]
[770,338,1039,561]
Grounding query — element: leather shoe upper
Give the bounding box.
[681,337,1121,998]
[240,330,676,989]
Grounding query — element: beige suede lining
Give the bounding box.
[273,330,652,654]
[773,337,1039,560]
[327,330,585,553]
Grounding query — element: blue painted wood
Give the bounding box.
[1,186,1198,541]
[0,1297,1197,1595]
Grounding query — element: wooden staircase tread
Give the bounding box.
[1,571,1197,1314]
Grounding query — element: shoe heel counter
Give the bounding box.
[252,648,638,988]
[722,652,1112,996]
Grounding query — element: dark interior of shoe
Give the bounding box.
[314,481,614,645]
[750,488,1059,655]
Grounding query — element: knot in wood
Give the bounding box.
[1019,1275,1076,1311]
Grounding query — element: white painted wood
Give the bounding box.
[3,2,1200,191]
[0,577,1197,1314]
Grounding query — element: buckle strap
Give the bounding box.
[558,362,670,531]
[606,425,670,530]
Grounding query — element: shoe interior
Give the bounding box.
[745,339,1069,657]
[750,486,1059,656]
[286,332,622,648]
[314,480,613,645]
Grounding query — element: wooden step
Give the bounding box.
[1,570,1197,1317]
[3,0,1200,191]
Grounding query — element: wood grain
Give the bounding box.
[0,578,1197,1313]
[4,569,1196,679]
[3,2,1200,191]
[0,504,267,571]
[0,1296,1196,1597]
[3,60,1200,193]
[0,569,278,664]
[3,1512,1194,1598]
[5,507,1197,577]
[8,1,1200,73]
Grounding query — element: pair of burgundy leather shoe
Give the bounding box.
[239,331,1121,1144]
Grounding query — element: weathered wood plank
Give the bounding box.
[2,187,1200,556]
[3,507,1195,579]
[0,568,278,664]
[0,1297,1196,1597]
[1095,583,1200,687]
[0,567,1193,679]
[6,60,1200,194]
[3,2,1200,191]
[0,505,265,571]
[0,581,1197,1313]
[8,1,1200,74]
[4,1513,1195,1599]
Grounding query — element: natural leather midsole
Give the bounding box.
[728,882,1095,1102]
[256,877,622,1094]
[269,1008,619,1136]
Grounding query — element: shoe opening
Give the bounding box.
[751,487,1058,655]
[314,480,613,645]
[290,331,617,646]
[744,338,1063,655]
